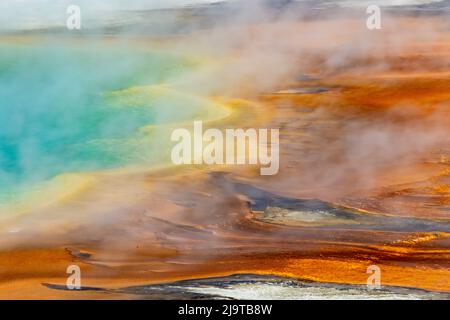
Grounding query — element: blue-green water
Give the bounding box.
[0,40,201,198]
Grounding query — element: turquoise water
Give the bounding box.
[0,40,198,198]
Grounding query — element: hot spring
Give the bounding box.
[0,38,228,211]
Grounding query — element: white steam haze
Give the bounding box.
[0,0,447,30]
[338,0,444,6]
